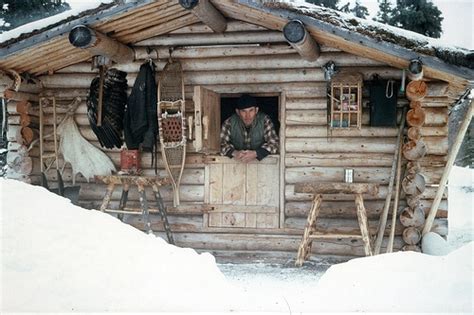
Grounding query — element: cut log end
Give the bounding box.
[402,140,427,161]
[400,206,426,228]
[402,172,426,195]
[407,107,426,127]
[407,127,422,141]
[406,80,428,101]
[283,20,320,61]
[402,226,422,245]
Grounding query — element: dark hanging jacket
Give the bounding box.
[124,62,158,151]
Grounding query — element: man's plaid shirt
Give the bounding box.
[220,114,279,160]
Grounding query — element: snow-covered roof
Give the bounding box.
[0,1,115,45]
[0,0,472,84]
[263,0,473,69]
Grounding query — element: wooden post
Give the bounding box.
[387,135,404,253]
[283,20,320,61]
[97,66,105,127]
[374,107,406,255]
[68,25,135,63]
[355,193,373,256]
[422,100,473,235]
[137,183,152,234]
[295,194,322,267]
[100,183,115,212]
[179,0,227,33]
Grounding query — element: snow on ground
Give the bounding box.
[0,179,242,312]
[222,165,474,313]
[1,165,473,313]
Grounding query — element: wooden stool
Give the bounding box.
[95,175,175,244]
[294,182,379,266]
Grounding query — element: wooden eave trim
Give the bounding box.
[0,0,156,59]
[236,0,473,86]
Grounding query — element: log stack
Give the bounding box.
[5,99,40,183]
[400,62,429,251]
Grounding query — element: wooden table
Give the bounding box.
[294,182,379,266]
[95,175,174,244]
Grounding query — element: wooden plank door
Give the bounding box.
[205,155,280,229]
[193,86,221,153]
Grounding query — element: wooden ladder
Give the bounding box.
[294,182,379,266]
[95,175,175,244]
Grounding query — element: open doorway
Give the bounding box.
[220,96,280,136]
[200,94,281,229]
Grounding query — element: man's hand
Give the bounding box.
[232,150,257,163]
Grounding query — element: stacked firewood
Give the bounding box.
[5,99,40,183]
[400,62,428,252]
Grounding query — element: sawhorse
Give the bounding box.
[95,175,175,244]
[294,182,379,266]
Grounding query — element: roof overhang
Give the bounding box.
[232,0,473,89]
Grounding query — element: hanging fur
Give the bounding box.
[87,68,127,149]
[57,115,116,184]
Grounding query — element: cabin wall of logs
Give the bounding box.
[2,72,41,183]
[4,21,454,257]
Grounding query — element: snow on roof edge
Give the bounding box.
[262,0,474,70]
[0,0,472,71]
[0,1,116,48]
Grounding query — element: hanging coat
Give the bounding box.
[124,62,158,151]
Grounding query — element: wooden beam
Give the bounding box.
[68,25,135,63]
[179,0,227,33]
[0,0,155,59]
[408,59,423,81]
[283,19,320,61]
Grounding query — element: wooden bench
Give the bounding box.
[95,175,174,244]
[294,182,379,266]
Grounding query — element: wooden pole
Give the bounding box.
[422,99,473,235]
[407,59,423,81]
[97,66,104,127]
[283,20,320,61]
[387,135,403,253]
[68,25,135,63]
[179,0,227,33]
[374,106,407,255]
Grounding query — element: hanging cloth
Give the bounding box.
[124,61,158,152]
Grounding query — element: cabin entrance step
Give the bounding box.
[294,182,379,266]
[95,175,175,244]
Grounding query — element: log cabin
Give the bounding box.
[1,0,473,262]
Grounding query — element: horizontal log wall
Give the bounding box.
[25,21,450,258]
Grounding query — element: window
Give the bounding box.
[329,72,363,129]
[191,86,280,153]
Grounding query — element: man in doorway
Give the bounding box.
[220,94,279,162]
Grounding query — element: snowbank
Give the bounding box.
[312,244,473,312]
[1,178,472,313]
[0,179,240,312]
[448,165,473,229]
